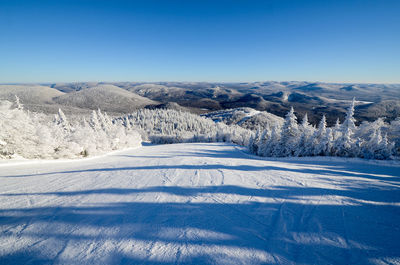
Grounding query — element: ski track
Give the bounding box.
[0,142,399,264]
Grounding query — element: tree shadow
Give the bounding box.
[3,163,399,185]
[2,184,400,203]
[1,185,399,264]
[2,143,399,184]
[1,143,399,264]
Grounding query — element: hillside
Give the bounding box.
[0,85,87,114]
[2,81,399,123]
[53,85,158,113]
[0,85,65,103]
[109,81,400,125]
[0,143,399,264]
[202,107,284,130]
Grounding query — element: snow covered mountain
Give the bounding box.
[53,84,158,113]
[1,81,399,123]
[0,85,64,103]
[0,143,399,264]
[0,85,93,114]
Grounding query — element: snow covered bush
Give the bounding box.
[0,99,141,159]
[119,109,254,146]
[250,99,398,160]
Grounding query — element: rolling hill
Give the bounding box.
[53,84,158,113]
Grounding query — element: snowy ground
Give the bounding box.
[0,143,399,264]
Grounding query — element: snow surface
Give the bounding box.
[0,143,399,264]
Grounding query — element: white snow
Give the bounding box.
[0,143,399,264]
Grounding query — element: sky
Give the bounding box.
[0,0,399,83]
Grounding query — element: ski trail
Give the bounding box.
[0,143,399,264]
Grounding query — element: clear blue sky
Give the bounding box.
[0,0,399,83]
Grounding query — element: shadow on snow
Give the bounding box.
[1,186,399,264]
[0,144,399,264]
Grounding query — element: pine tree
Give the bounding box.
[335,98,357,157]
[89,110,101,130]
[313,115,327,156]
[259,125,280,156]
[54,109,71,132]
[278,107,299,156]
[14,95,23,110]
[389,117,400,156]
[257,128,271,156]
[248,127,261,154]
[295,113,314,156]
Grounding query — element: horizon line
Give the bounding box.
[1,80,399,85]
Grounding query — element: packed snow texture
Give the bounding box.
[0,143,399,264]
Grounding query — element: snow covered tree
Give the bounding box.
[361,128,393,159]
[14,95,23,110]
[0,100,142,159]
[125,108,253,146]
[54,108,71,132]
[248,127,261,154]
[277,107,299,156]
[356,118,386,143]
[388,117,400,156]
[89,110,101,131]
[334,98,357,157]
[295,113,315,156]
[259,125,281,157]
[312,115,327,156]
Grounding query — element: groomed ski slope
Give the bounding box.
[0,143,399,264]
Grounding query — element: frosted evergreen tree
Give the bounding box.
[319,128,334,156]
[330,118,342,155]
[343,98,357,132]
[334,98,357,157]
[257,128,271,156]
[387,117,400,156]
[379,133,394,159]
[0,100,43,158]
[14,95,23,110]
[96,109,114,132]
[0,100,143,159]
[124,108,253,146]
[248,127,261,154]
[89,110,101,131]
[54,109,71,132]
[258,125,280,156]
[295,113,315,156]
[104,112,114,129]
[97,109,107,130]
[312,115,327,156]
[361,128,392,159]
[277,107,299,156]
[332,118,341,138]
[0,102,9,158]
[356,118,386,143]
[364,128,381,158]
